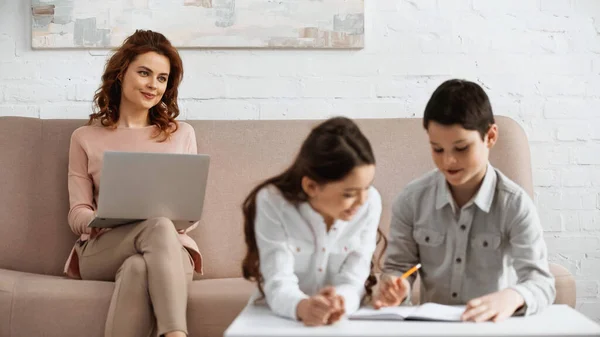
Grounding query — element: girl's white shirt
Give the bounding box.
[253,184,382,320]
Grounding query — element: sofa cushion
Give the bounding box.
[0,269,23,337]
[2,269,255,337]
[188,277,256,337]
[9,270,112,337]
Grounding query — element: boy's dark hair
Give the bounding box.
[423,79,495,140]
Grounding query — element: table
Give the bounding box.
[225,303,600,337]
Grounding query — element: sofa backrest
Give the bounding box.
[0,116,532,279]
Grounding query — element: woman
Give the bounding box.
[65,30,200,337]
[241,117,386,326]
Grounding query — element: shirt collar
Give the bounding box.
[298,202,349,229]
[435,163,496,213]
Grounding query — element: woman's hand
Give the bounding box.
[89,227,105,239]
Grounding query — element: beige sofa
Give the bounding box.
[0,116,575,337]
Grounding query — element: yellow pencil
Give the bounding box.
[399,263,421,280]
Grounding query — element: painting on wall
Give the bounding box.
[31,0,364,49]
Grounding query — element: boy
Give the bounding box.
[374,79,555,322]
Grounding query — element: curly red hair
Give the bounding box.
[88,29,183,141]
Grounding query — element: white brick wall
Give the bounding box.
[1,0,599,321]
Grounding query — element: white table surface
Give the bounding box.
[224,304,600,337]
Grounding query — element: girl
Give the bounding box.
[65,30,201,337]
[241,117,385,326]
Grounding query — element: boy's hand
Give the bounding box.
[461,288,525,323]
[319,287,345,325]
[373,275,410,309]
[296,292,336,326]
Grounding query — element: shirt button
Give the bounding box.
[318,268,323,272]
[460,225,466,231]
[425,236,430,243]
[296,247,301,252]
[452,292,458,298]
[322,247,326,252]
[483,241,489,247]
[456,257,462,263]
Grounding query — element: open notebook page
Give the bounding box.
[349,306,417,320]
[349,303,466,321]
[405,303,466,321]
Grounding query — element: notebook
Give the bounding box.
[349,303,466,322]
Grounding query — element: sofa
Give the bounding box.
[0,116,575,337]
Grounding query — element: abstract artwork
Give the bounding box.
[31,0,364,49]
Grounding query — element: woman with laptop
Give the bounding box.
[64,30,199,337]
[241,117,385,326]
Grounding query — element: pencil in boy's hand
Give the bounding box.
[399,263,421,280]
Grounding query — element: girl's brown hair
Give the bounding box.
[241,117,387,302]
[88,29,183,140]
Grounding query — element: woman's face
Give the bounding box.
[120,51,170,112]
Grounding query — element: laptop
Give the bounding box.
[88,151,210,231]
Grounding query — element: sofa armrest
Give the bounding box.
[550,262,576,308]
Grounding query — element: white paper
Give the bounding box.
[349,306,417,320]
[407,303,466,321]
[349,303,466,322]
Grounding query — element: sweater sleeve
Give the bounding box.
[187,126,198,155]
[67,130,95,236]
